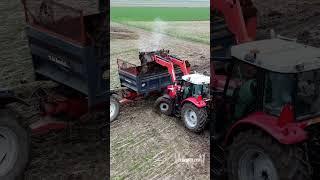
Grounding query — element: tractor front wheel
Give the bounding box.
[181,103,208,132]
[154,96,173,116]
[227,130,312,180]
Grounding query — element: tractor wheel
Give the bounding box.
[181,103,208,132]
[0,109,30,180]
[110,95,120,122]
[227,130,312,180]
[154,96,173,116]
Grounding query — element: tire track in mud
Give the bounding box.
[111,98,209,179]
[110,22,210,179]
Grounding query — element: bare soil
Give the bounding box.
[253,0,320,47]
[110,22,210,180]
[111,1,320,179]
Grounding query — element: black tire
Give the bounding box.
[0,109,30,180]
[181,103,208,133]
[227,130,312,180]
[154,96,173,116]
[110,95,120,122]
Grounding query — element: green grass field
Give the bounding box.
[111,7,209,22]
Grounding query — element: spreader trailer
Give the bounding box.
[110,50,186,122]
[20,0,108,135]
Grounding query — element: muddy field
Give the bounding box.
[253,0,320,47]
[110,22,210,179]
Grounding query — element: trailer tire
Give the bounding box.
[227,130,312,180]
[0,109,30,180]
[154,96,173,116]
[181,103,207,132]
[110,95,120,122]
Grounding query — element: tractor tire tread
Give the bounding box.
[0,108,30,180]
[181,103,208,133]
[227,129,312,180]
[154,96,173,116]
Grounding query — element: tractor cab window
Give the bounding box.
[226,62,257,97]
[264,72,295,116]
[182,81,192,99]
[296,70,320,119]
[226,61,258,119]
[192,84,210,98]
[183,82,209,99]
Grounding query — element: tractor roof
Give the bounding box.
[182,74,210,85]
[231,39,320,73]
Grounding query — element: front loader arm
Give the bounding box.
[212,0,257,43]
[167,56,190,75]
[152,55,177,83]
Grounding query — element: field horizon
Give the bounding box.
[111,7,209,22]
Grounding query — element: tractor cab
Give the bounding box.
[181,74,210,99]
[212,38,320,136]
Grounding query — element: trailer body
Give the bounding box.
[117,60,183,95]
[22,0,108,108]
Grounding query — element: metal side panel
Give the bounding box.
[25,26,107,107]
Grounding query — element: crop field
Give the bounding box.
[111,7,209,44]
[110,8,210,179]
[111,7,209,22]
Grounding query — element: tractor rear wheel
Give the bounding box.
[110,95,120,122]
[227,130,312,180]
[154,96,173,116]
[181,103,208,132]
[0,109,30,180]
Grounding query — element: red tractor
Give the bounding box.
[112,49,211,132]
[152,53,211,133]
[212,0,320,179]
[211,38,320,180]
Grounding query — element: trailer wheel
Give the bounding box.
[110,95,120,122]
[154,96,173,116]
[227,130,312,180]
[0,109,30,180]
[181,103,208,132]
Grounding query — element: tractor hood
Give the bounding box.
[182,74,210,85]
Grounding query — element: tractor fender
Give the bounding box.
[109,92,121,101]
[181,97,206,108]
[224,112,308,146]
